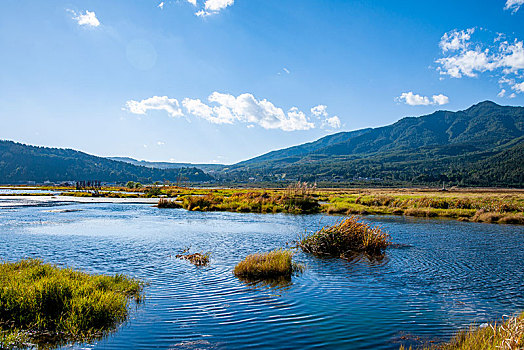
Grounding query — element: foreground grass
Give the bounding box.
[0,259,143,348]
[400,312,524,349]
[233,249,303,281]
[299,216,391,258]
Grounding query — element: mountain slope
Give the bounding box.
[225,101,524,187]
[0,141,213,184]
[108,157,224,173]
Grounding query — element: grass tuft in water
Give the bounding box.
[298,216,391,258]
[233,249,303,280]
[175,248,211,266]
[400,312,524,349]
[0,259,143,348]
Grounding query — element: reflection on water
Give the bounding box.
[1,203,523,349]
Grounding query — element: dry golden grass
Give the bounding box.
[233,249,302,280]
[298,216,391,258]
[400,313,524,350]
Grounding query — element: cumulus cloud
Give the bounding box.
[436,28,524,95]
[323,116,341,129]
[125,96,183,118]
[187,0,197,5]
[513,82,524,93]
[505,0,524,13]
[396,92,449,106]
[498,89,506,97]
[158,2,164,9]
[126,92,337,131]
[195,0,234,16]
[68,9,100,27]
[310,105,342,129]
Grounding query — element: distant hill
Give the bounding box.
[0,141,213,184]
[225,101,524,187]
[108,157,224,173]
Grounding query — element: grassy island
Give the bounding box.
[233,249,303,281]
[0,259,143,348]
[298,216,391,259]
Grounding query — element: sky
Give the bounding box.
[0,0,523,164]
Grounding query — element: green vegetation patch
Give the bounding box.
[233,249,303,281]
[400,312,524,349]
[0,259,143,348]
[299,216,391,258]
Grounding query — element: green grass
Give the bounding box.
[233,249,303,280]
[0,259,143,348]
[298,216,391,258]
[400,312,524,349]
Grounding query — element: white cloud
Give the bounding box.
[187,0,197,5]
[512,81,524,93]
[125,96,183,118]
[498,89,506,97]
[436,29,524,96]
[505,0,524,13]
[323,116,341,129]
[125,92,332,131]
[283,67,290,74]
[205,0,234,11]
[311,105,342,129]
[311,105,328,118]
[439,28,475,52]
[396,92,449,106]
[158,2,164,9]
[68,9,100,27]
[195,0,234,16]
[509,93,517,98]
[157,141,166,146]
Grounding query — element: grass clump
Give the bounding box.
[298,216,391,258]
[157,198,182,208]
[400,312,524,350]
[0,259,143,348]
[233,249,303,280]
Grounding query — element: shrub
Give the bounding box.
[0,259,143,348]
[233,249,303,280]
[298,216,390,258]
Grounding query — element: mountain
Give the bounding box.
[108,157,225,173]
[225,101,524,187]
[0,141,213,184]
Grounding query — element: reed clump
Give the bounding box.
[400,312,524,350]
[298,216,391,258]
[233,249,303,280]
[0,259,143,348]
[157,198,182,208]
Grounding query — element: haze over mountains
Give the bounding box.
[1,101,523,187]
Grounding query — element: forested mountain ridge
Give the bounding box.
[0,141,213,184]
[224,101,524,187]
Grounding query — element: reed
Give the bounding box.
[0,259,143,348]
[298,216,391,258]
[157,198,182,208]
[233,249,303,280]
[400,312,524,349]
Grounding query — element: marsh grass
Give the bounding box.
[400,312,524,349]
[0,259,143,348]
[298,216,391,258]
[233,249,303,281]
[157,198,182,208]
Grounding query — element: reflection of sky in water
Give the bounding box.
[1,202,524,349]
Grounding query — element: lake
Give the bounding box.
[1,201,523,349]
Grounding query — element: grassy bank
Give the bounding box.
[400,312,524,349]
[0,259,143,348]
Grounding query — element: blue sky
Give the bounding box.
[0,0,523,164]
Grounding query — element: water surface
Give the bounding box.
[1,202,523,349]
